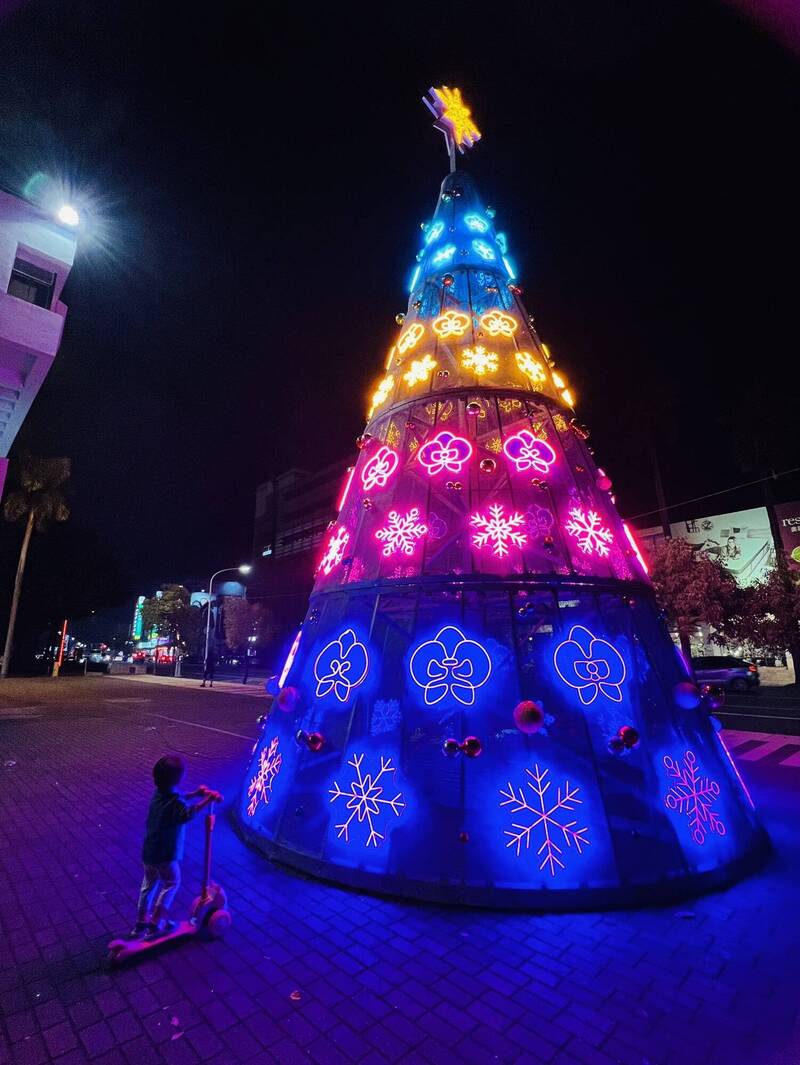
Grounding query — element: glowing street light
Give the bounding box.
[202,564,252,680]
[56,204,80,227]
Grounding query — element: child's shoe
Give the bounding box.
[128,920,152,938]
[145,919,177,939]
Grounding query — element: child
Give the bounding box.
[132,754,222,938]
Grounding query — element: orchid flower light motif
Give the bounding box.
[409,625,492,707]
[361,445,399,493]
[433,310,471,340]
[503,429,557,475]
[314,629,370,703]
[397,322,424,355]
[480,310,518,338]
[553,625,627,705]
[515,351,546,387]
[418,430,473,476]
[318,525,349,575]
[403,354,437,388]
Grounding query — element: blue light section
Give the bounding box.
[495,232,508,254]
[464,213,489,233]
[424,220,444,245]
[472,239,496,261]
[502,256,516,279]
[408,264,421,293]
[430,243,456,266]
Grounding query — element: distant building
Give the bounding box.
[0,185,77,497]
[249,460,352,642]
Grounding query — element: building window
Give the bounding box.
[7,257,55,309]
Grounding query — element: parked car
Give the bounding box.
[692,655,760,692]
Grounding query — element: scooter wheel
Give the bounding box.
[207,909,232,938]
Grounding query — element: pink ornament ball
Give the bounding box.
[461,736,483,758]
[513,700,545,734]
[277,686,300,713]
[596,473,613,491]
[673,681,701,710]
[618,725,639,749]
[307,732,324,752]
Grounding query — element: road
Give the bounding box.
[0,675,798,1065]
[715,685,800,736]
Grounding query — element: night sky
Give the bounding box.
[1,1,798,632]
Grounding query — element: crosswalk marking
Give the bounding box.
[724,729,800,768]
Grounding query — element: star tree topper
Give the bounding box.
[423,86,481,172]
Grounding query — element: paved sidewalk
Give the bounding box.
[106,672,267,698]
[0,678,799,1064]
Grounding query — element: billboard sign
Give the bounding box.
[774,501,800,573]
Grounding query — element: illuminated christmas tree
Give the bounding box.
[237,88,767,907]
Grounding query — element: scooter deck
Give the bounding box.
[108,920,196,961]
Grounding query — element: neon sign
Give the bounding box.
[470,503,527,557]
[480,310,517,337]
[278,629,302,688]
[462,345,498,376]
[515,351,546,386]
[397,322,424,354]
[247,737,283,818]
[417,430,473,475]
[329,753,406,846]
[553,624,626,705]
[431,244,456,266]
[368,374,393,417]
[565,508,613,557]
[426,86,482,152]
[502,430,556,474]
[375,508,428,557]
[663,750,727,845]
[360,445,399,492]
[403,353,437,387]
[623,522,649,575]
[472,239,496,261]
[464,213,489,233]
[424,220,444,245]
[318,525,349,575]
[408,625,492,706]
[314,628,369,703]
[500,763,590,876]
[433,310,470,339]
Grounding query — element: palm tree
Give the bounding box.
[1,453,71,677]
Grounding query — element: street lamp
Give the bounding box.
[203,564,252,677]
[56,204,80,226]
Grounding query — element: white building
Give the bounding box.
[0,185,77,497]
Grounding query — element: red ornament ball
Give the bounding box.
[458,831,470,843]
[608,736,625,754]
[466,401,482,416]
[442,738,460,758]
[277,686,299,713]
[618,725,640,749]
[543,535,555,549]
[479,458,496,474]
[461,736,483,758]
[674,681,701,710]
[513,700,545,734]
[442,273,454,287]
[307,732,324,752]
[596,473,613,492]
[355,434,372,450]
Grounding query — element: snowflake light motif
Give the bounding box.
[431,244,456,266]
[329,753,406,847]
[472,239,496,261]
[480,311,518,338]
[370,699,401,736]
[369,374,394,417]
[433,310,470,339]
[375,508,428,557]
[663,750,727,846]
[318,525,349,575]
[462,345,498,376]
[247,737,283,818]
[403,354,437,388]
[516,351,547,386]
[565,507,614,557]
[500,764,590,876]
[471,503,527,557]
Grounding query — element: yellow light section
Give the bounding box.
[397,323,424,355]
[368,374,394,417]
[480,310,518,338]
[385,346,396,371]
[552,371,566,389]
[515,351,546,386]
[541,343,553,363]
[462,345,498,376]
[562,389,575,407]
[431,86,481,150]
[433,310,470,339]
[403,354,437,387]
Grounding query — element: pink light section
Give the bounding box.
[336,466,356,513]
[279,629,302,688]
[623,522,649,574]
[715,731,756,811]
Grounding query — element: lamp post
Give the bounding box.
[202,564,252,678]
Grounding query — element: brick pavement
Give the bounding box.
[0,677,799,1065]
